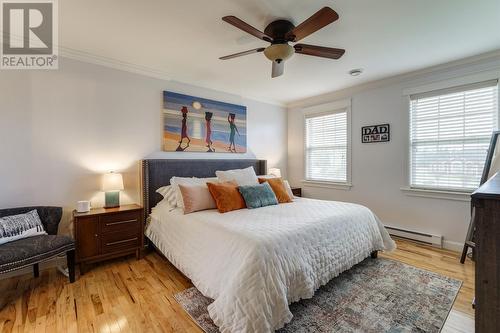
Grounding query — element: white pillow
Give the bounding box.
[259,174,277,180]
[215,166,258,186]
[0,210,47,245]
[156,185,177,207]
[283,180,294,199]
[170,177,219,208]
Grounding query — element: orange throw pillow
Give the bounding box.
[207,181,247,213]
[258,177,292,203]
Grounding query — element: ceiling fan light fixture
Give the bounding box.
[220,7,344,78]
[264,44,294,62]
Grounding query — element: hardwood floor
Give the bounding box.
[0,239,475,332]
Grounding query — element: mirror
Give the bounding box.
[482,130,500,184]
[461,130,500,264]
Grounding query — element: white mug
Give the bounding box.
[76,200,91,213]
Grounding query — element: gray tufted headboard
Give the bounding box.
[141,159,267,220]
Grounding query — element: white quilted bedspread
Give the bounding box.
[146,198,396,333]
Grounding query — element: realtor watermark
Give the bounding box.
[1,0,58,69]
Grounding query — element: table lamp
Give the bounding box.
[268,168,282,178]
[102,172,124,208]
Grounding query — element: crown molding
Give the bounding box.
[58,46,286,108]
[9,39,495,110]
[1,34,286,106]
[287,49,500,109]
[59,47,173,81]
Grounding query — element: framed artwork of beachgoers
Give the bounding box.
[163,91,247,153]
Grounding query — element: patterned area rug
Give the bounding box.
[174,258,462,333]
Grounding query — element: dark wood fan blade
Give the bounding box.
[222,16,273,42]
[219,48,265,60]
[286,7,339,42]
[294,44,345,59]
[272,61,284,78]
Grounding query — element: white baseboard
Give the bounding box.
[442,240,465,252]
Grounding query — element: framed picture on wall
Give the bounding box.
[361,124,390,143]
[163,91,247,153]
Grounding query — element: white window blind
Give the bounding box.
[409,80,498,191]
[305,111,348,182]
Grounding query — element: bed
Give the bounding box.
[142,159,396,333]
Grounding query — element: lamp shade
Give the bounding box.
[264,44,294,62]
[268,168,282,178]
[102,172,124,192]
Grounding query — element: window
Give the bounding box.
[409,80,498,192]
[305,110,348,183]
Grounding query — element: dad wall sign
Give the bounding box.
[361,124,390,143]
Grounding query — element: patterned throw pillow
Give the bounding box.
[258,177,292,203]
[0,210,47,245]
[238,182,279,209]
[207,181,247,213]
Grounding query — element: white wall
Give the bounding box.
[288,53,500,250]
[0,57,287,233]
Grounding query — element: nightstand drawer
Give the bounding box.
[100,231,140,254]
[73,204,144,273]
[100,211,141,234]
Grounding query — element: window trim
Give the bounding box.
[302,99,352,189]
[403,78,500,199]
[400,186,471,202]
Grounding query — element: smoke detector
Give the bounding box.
[349,68,363,76]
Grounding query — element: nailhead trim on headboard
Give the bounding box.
[141,159,150,223]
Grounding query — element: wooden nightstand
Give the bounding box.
[73,204,144,274]
[291,187,302,197]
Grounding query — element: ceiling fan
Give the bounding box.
[219,7,345,78]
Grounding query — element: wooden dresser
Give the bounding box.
[471,173,500,333]
[73,204,144,273]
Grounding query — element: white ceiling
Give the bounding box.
[60,0,500,105]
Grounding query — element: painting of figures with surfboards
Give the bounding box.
[163,91,247,153]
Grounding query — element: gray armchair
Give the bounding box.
[0,206,75,283]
